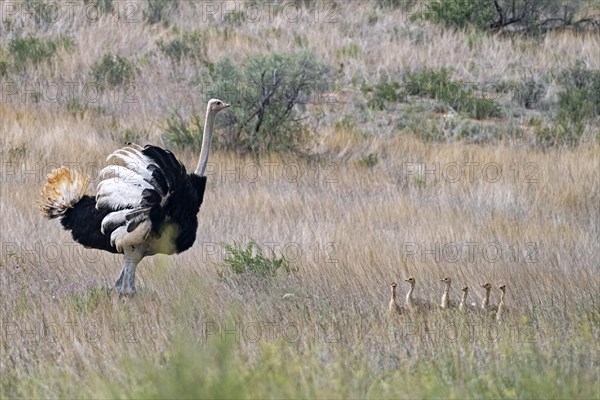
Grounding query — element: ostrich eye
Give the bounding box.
[216,101,222,105]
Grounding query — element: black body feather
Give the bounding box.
[60,145,208,255]
[61,196,119,253]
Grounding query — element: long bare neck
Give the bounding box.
[195,108,216,176]
[406,284,414,302]
[391,287,397,301]
[441,283,450,307]
[499,290,505,303]
[461,290,468,304]
[482,288,490,308]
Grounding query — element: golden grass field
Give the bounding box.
[1,1,599,398]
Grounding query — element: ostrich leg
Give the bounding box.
[115,246,145,296]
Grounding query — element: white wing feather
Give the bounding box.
[97,144,163,250]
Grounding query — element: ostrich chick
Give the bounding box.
[388,282,403,316]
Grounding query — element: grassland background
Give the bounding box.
[1,1,599,398]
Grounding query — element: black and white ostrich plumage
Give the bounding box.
[39,99,230,295]
[61,144,207,255]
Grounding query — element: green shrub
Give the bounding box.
[65,99,87,117]
[162,111,204,151]
[116,128,148,144]
[550,88,594,145]
[91,53,134,89]
[512,79,546,109]
[453,93,502,120]
[404,67,456,97]
[83,0,114,13]
[157,31,207,63]
[207,51,331,154]
[537,63,600,146]
[25,1,61,27]
[222,239,295,278]
[413,0,495,30]
[376,0,419,9]
[560,61,600,116]
[364,80,402,110]
[146,0,178,24]
[404,68,502,119]
[414,0,595,34]
[224,10,246,25]
[557,87,596,123]
[8,36,73,69]
[357,153,379,168]
[0,60,8,77]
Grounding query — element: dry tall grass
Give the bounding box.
[1,1,599,398]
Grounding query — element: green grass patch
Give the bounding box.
[404,67,503,119]
[8,36,73,70]
[221,239,296,277]
[91,53,135,89]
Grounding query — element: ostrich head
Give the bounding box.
[208,98,230,113]
[441,277,451,284]
[391,281,398,288]
[481,282,492,290]
[404,277,415,285]
[462,286,468,292]
[499,284,506,293]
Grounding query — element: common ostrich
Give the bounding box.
[404,277,432,312]
[439,277,456,309]
[481,282,498,313]
[496,284,507,322]
[459,285,469,311]
[388,281,403,316]
[459,286,477,312]
[38,99,230,295]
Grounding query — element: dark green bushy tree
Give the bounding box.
[206,51,331,154]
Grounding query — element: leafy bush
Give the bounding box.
[357,153,379,168]
[404,68,502,119]
[413,0,495,30]
[83,0,114,13]
[512,79,546,109]
[0,58,8,77]
[549,89,594,145]
[224,10,246,25]
[206,51,331,154]
[162,111,204,151]
[91,53,134,89]
[376,0,419,9]
[222,239,295,278]
[146,0,178,24]
[8,36,73,69]
[537,63,600,146]
[364,80,402,110]
[560,61,600,116]
[414,0,597,34]
[157,31,207,63]
[116,128,148,144]
[404,67,464,100]
[453,93,503,120]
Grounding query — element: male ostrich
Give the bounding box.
[38,99,230,295]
